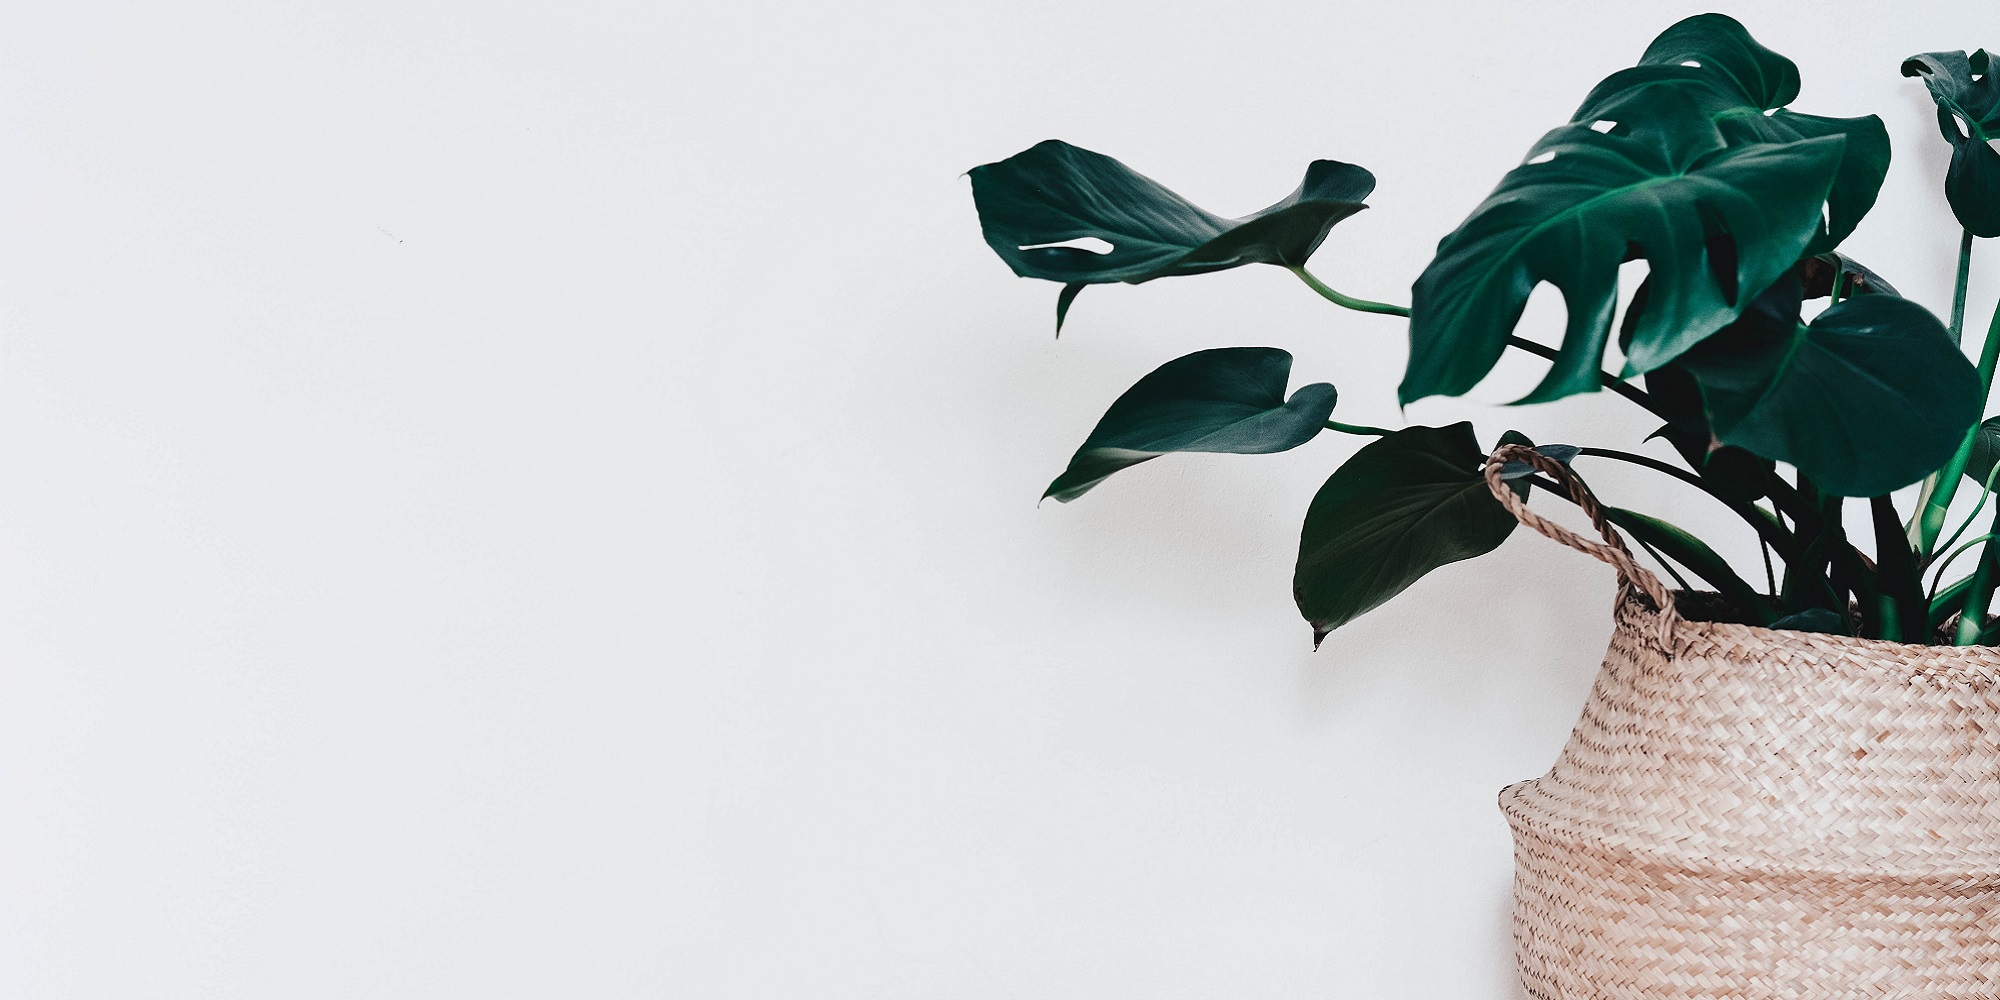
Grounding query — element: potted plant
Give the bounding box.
[964,13,2000,997]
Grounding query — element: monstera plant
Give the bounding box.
[968,14,2000,646]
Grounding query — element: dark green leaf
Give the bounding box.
[1495,429,1535,501]
[1574,14,1889,255]
[1401,86,1844,405]
[1054,282,1085,335]
[1603,506,1772,623]
[1497,444,1579,480]
[1771,607,1847,635]
[1800,252,1900,300]
[969,140,1374,292]
[1293,423,1516,645]
[1045,347,1337,503]
[1672,270,1982,496]
[1963,417,2000,486]
[1902,49,2000,237]
[1871,495,1926,642]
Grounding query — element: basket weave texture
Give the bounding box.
[1484,446,2000,999]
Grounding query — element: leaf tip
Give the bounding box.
[1311,625,1331,650]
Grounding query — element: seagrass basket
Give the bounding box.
[1483,445,2000,1000]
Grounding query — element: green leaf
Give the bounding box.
[969,140,1375,294]
[1902,49,2000,237]
[1044,347,1337,503]
[1573,14,1889,256]
[1672,269,1982,496]
[1293,423,1516,645]
[1401,86,1845,405]
[1963,417,2000,485]
[1603,506,1773,623]
[1800,252,1899,300]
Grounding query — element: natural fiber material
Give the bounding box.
[1483,446,2000,998]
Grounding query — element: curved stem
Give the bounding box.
[1323,420,1395,437]
[1929,533,2000,604]
[1929,463,2000,570]
[1289,266,1411,317]
[1286,265,1669,422]
[1505,337,1670,421]
[1575,447,1799,560]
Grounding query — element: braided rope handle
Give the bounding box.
[1483,444,1681,641]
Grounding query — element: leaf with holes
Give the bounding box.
[1903,49,2000,237]
[1402,85,1844,405]
[1572,13,1889,256]
[1044,347,1337,503]
[968,140,1374,328]
[1293,423,1516,645]
[1671,269,1981,496]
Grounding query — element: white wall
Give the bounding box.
[0,0,1993,996]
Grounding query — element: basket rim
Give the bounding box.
[1628,590,2000,676]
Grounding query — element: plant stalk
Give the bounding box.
[1289,266,1411,317]
[1910,232,1983,558]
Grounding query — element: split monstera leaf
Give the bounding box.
[967,13,2000,646]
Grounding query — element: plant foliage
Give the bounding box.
[965,13,2000,647]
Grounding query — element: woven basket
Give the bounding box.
[1482,446,2000,1000]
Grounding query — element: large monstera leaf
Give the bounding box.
[1044,347,1337,503]
[1903,49,2000,237]
[1669,269,1981,496]
[1573,14,1890,256]
[1293,423,1517,645]
[969,140,1374,329]
[1402,87,1845,405]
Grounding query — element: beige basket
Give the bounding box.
[1483,446,2000,1000]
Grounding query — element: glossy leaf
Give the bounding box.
[1044,348,1337,503]
[1672,271,1982,496]
[1573,14,1889,256]
[1402,86,1844,405]
[1902,49,2000,237]
[969,141,1374,296]
[1800,252,1900,300]
[1293,423,1516,645]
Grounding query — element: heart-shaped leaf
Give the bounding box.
[1902,49,2000,237]
[969,141,1375,327]
[1293,422,1516,645]
[1402,86,1844,405]
[1671,270,1982,496]
[1573,14,1889,256]
[1045,347,1337,503]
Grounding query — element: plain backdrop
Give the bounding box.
[0,0,1995,996]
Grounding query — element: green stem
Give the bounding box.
[1956,506,2000,644]
[1931,463,2000,569]
[1289,266,1411,317]
[1911,232,1984,558]
[1323,420,1395,436]
[1505,337,1670,421]
[1287,265,1669,422]
[1929,533,1999,603]
[1871,494,1925,642]
[1951,229,1975,343]
[1576,447,1799,559]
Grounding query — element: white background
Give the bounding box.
[1,0,1995,996]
